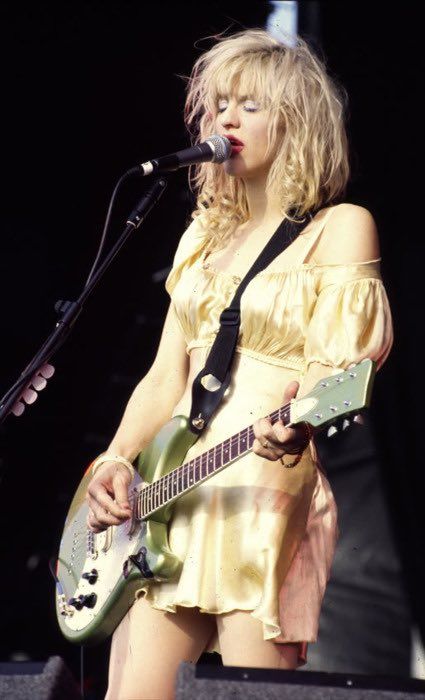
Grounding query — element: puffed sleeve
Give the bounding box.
[165,216,208,296]
[303,262,394,373]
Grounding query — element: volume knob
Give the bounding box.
[68,592,97,611]
[81,593,97,609]
[82,568,98,585]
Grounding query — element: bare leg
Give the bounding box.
[217,609,300,669]
[106,594,216,700]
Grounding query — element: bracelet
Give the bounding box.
[280,423,313,468]
[91,453,136,479]
[282,422,314,455]
[280,452,303,469]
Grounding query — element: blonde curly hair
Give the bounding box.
[184,28,350,252]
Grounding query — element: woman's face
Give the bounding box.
[214,92,278,180]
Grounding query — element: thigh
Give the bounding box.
[107,594,216,700]
[216,609,299,670]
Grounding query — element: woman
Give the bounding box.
[87,29,393,699]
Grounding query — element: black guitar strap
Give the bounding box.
[188,211,314,435]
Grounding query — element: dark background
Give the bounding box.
[0,1,423,696]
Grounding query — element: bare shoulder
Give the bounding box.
[315,203,381,264]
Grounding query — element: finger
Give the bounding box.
[89,499,127,528]
[257,418,288,450]
[87,510,106,533]
[252,437,284,461]
[273,420,307,445]
[88,481,131,518]
[112,470,132,509]
[283,379,300,401]
[253,416,272,440]
[272,419,298,444]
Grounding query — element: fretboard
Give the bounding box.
[136,402,291,520]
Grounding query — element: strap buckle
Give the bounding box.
[219,307,240,326]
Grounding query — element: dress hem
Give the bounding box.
[135,589,310,667]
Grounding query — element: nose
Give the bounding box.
[219,102,241,130]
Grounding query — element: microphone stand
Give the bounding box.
[0,177,168,425]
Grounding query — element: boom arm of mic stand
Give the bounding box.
[0,177,168,425]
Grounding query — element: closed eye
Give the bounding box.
[217,98,261,113]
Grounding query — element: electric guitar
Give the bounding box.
[55,358,375,645]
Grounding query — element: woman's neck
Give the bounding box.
[243,175,283,228]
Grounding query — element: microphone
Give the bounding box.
[138,135,232,176]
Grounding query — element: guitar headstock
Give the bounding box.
[291,358,375,437]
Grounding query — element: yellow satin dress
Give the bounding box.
[136,205,394,666]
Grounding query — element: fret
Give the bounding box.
[239,428,248,453]
[207,449,214,475]
[148,486,152,514]
[214,443,222,470]
[222,438,230,466]
[277,406,289,425]
[189,460,194,487]
[172,470,176,498]
[162,477,167,505]
[231,433,239,460]
[143,487,147,515]
[147,485,152,513]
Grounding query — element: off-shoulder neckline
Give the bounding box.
[200,257,382,281]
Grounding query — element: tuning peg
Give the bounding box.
[327,425,338,437]
[342,419,350,430]
[353,414,364,425]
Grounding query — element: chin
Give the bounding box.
[223,157,255,178]
[223,162,267,181]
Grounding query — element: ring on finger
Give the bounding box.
[262,439,270,449]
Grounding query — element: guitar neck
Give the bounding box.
[137,403,292,520]
[135,358,374,520]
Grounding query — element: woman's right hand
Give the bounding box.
[86,462,133,533]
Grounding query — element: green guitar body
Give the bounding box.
[55,416,197,645]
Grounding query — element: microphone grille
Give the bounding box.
[206,135,232,163]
